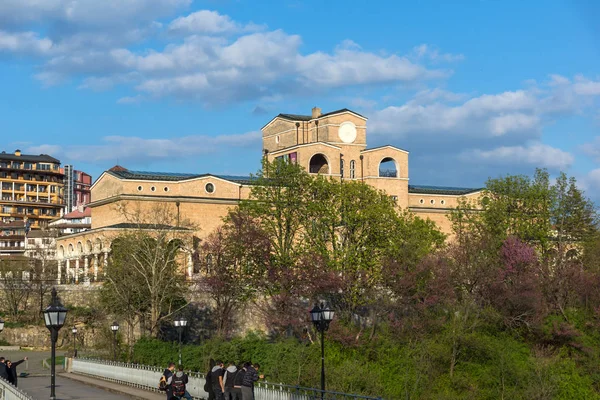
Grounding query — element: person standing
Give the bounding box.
[232,363,246,400]
[163,362,176,400]
[211,360,225,400]
[223,361,238,400]
[0,358,9,382]
[241,362,260,400]
[7,357,27,386]
[205,359,216,400]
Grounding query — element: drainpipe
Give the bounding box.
[360,155,364,181]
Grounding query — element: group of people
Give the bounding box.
[162,359,262,400]
[0,356,27,387]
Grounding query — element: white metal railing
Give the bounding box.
[71,358,383,400]
[0,377,34,400]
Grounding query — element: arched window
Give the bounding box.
[350,160,356,179]
[379,157,398,178]
[309,154,329,174]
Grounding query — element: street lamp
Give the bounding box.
[43,288,68,400]
[174,315,188,366]
[310,303,335,397]
[72,326,78,357]
[110,321,119,361]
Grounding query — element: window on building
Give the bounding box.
[350,160,356,179]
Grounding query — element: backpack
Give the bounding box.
[158,375,168,392]
[172,374,186,397]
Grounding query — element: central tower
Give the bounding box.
[261,107,410,207]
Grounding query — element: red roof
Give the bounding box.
[64,208,91,219]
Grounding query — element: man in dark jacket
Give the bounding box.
[210,360,225,400]
[0,358,9,382]
[241,363,260,400]
[232,364,246,400]
[163,362,176,399]
[6,357,27,386]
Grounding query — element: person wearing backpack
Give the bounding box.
[172,365,193,400]
[160,362,176,399]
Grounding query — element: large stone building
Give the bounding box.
[54,107,482,283]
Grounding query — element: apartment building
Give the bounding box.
[0,150,65,230]
[0,220,26,256]
[63,165,92,212]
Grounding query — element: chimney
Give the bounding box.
[14,149,21,156]
[311,107,322,119]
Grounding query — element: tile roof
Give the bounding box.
[63,207,91,219]
[0,151,60,164]
[276,108,366,122]
[103,223,190,231]
[106,168,259,185]
[409,185,483,196]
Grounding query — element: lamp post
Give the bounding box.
[72,326,78,357]
[43,288,68,400]
[174,316,188,366]
[310,303,334,398]
[110,321,119,361]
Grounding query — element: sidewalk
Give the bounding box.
[60,373,165,400]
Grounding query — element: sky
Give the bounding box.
[1,0,599,201]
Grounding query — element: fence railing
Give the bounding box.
[0,377,34,400]
[71,358,383,400]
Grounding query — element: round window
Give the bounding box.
[205,183,215,193]
[151,186,156,192]
[440,200,446,205]
[164,187,169,192]
[430,199,435,205]
[419,199,424,204]
[137,186,143,191]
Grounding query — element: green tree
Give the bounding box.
[100,202,189,338]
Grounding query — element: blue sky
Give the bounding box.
[1,0,600,201]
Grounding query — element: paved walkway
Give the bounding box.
[0,350,164,399]
[18,376,132,400]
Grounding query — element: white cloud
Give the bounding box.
[168,10,263,35]
[0,0,190,27]
[581,137,600,162]
[460,143,574,170]
[488,113,540,136]
[117,95,144,104]
[25,132,261,164]
[573,75,600,96]
[0,30,53,56]
[413,44,465,63]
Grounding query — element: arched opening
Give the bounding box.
[379,157,398,178]
[94,238,103,253]
[350,160,356,179]
[86,240,93,254]
[309,154,329,174]
[68,243,74,256]
[58,245,64,259]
